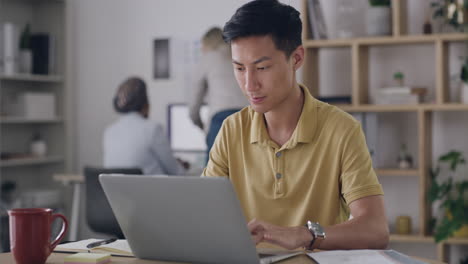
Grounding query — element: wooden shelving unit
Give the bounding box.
[0,0,71,251]
[301,0,468,262]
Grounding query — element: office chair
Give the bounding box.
[84,167,142,239]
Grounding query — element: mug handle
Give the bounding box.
[49,213,69,251]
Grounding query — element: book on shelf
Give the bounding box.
[54,239,133,257]
[379,86,427,95]
[307,0,328,40]
[375,87,427,105]
[317,96,351,104]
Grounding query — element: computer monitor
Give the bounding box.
[167,103,209,151]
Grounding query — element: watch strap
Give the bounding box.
[305,221,316,250]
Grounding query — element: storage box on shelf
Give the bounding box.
[301,0,468,261]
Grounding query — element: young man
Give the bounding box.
[203,0,389,250]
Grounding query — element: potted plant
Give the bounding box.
[18,24,32,74]
[393,71,405,86]
[367,0,392,36]
[428,150,468,242]
[431,0,468,32]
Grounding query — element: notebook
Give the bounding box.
[55,239,133,257]
[99,174,303,264]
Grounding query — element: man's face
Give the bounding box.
[231,35,302,114]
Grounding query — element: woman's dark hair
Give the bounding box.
[113,77,148,113]
[222,0,302,58]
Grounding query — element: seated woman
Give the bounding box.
[103,76,187,175]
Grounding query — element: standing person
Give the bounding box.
[188,27,247,160]
[103,77,187,175]
[203,0,389,251]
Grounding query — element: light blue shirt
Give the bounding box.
[103,112,185,175]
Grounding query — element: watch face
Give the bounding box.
[311,222,325,237]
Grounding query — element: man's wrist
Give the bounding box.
[301,225,314,249]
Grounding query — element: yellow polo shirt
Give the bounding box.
[203,86,383,228]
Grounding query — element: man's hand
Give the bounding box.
[247,219,313,250]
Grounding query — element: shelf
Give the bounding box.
[0,117,63,124]
[390,234,468,245]
[0,156,64,167]
[376,169,419,176]
[335,104,468,112]
[303,33,468,48]
[390,234,435,243]
[0,73,63,83]
[426,104,468,111]
[336,104,420,112]
[444,237,468,245]
[300,1,468,261]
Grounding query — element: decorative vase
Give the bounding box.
[31,134,47,157]
[367,7,391,36]
[19,49,32,74]
[396,215,412,235]
[453,224,468,237]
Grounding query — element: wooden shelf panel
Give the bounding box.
[334,104,468,112]
[303,39,352,48]
[390,234,468,245]
[444,237,468,245]
[376,169,419,176]
[390,234,435,243]
[0,73,63,82]
[0,117,63,124]
[0,156,64,167]
[336,104,421,112]
[427,104,468,111]
[304,33,468,48]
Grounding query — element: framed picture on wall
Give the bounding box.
[153,38,170,79]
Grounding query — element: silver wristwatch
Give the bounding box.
[305,221,326,250]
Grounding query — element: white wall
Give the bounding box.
[69,0,303,170]
[69,0,467,261]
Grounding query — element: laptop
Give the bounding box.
[99,174,302,264]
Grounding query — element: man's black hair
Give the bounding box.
[223,0,302,58]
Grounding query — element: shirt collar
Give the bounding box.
[250,84,318,147]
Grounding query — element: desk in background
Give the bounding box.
[53,174,84,241]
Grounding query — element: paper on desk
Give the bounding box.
[55,239,133,257]
[308,249,427,264]
[258,249,304,264]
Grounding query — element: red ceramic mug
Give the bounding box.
[8,208,68,264]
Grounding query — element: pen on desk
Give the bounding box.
[86,238,117,249]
